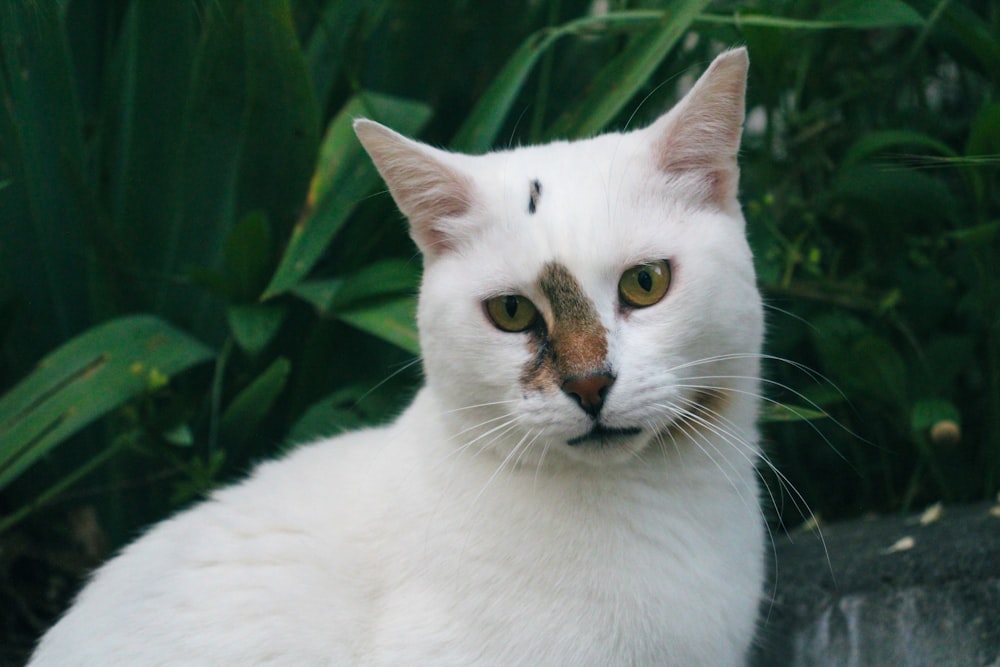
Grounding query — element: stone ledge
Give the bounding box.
[752,501,1000,667]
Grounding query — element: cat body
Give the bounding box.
[31,48,765,666]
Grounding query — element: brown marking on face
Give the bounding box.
[520,262,609,393]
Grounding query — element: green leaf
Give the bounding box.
[227,304,287,357]
[935,1,1000,80]
[105,1,198,302]
[168,0,319,327]
[851,336,910,407]
[304,0,386,108]
[263,92,432,298]
[842,130,957,167]
[0,1,94,364]
[698,3,924,30]
[811,315,909,406]
[218,357,292,447]
[451,10,667,152]
[0,316,214,490]
[545,0,712,140]
[162,423,195,447]
[817,0,924,27]
[288,385,370,444]
[946,221,1000,245]
[760,403,829,423]
[291,259,420,316]
[831,164,960,228]
[966,103,1000,157]
[223,211,275,302]
[337,297,419,355]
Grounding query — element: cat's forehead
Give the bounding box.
[463,133,680,280]
[485,133,642,206]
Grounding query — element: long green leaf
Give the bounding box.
[291,259,420,316]
[546,0,712,140]
[0,2,93,369]
[168,0,319,331]
[263,93,431,298]
[760,403,829,423]
[842,130,958,167]
[0,316,214,490]
[106,1,198,303]
[451,10,669,152]
[304,0,387,108]
[698,1,924,30]
[218,357,291,447]
[337,297,419,355]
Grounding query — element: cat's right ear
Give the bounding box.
[354,119,474,259]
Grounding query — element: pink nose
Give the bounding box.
[561,373,615,417]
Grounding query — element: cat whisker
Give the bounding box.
[348,356,425,410]
[467,425,535,511]
[669,352,857,420]
[439,399,521,415]
[653,403,750,507]
[440,415,522,468]
[511,428,542,470]
[528,431,550,488]
[762,302,822,334]
[669,393,834,581]
[672,378,864,470]
[666,396,789,624]
[447,411,520,443]
[668,351,836,389]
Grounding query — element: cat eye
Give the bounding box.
[619,260,671,308]
[485,295,539,332]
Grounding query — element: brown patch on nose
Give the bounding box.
[520,262,610,400]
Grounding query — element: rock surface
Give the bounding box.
[751,501,1000,667]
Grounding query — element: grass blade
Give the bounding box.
[451,10,667,152]
[263,93,431,298]
[545,0,712,140]
[0,316,214,490]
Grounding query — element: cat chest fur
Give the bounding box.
[365,390,765,665]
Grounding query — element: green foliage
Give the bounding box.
[0,4,998,651]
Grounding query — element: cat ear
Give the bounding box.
[354,119,474,258]
[647,47,748,206]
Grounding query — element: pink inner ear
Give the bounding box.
[649,49,747,206]
[392,164,474,255]
[354,119,474,257]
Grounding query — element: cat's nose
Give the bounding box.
[561,373,615,417]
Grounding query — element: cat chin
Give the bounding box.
[519,425,655,467]
[559,435,652,466]
[566,424,642,446]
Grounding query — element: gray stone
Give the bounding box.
[751,501,1000,667]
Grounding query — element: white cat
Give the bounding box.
[30,47,765,666]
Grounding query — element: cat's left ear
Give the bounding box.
[354,119,475,260]
[646,47,748,207]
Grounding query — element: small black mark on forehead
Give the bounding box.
[528,179,542,215]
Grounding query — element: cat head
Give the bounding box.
[356,48,763,467]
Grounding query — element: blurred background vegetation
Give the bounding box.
[1,0,998,660]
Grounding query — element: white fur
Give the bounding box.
[31,48,765,666]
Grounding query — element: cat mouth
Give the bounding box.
[566,425,642,447]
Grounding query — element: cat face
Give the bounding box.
[356,48,762,467]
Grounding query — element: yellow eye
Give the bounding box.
[485,295,539,332]
[619,260,671,308]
